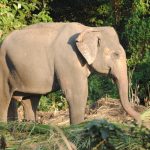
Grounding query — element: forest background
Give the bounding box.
[0,0,149,111]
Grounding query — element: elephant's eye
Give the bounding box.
[97,38,101,47]
[113,52,120,59]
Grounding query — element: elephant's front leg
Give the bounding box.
[60,77,88,124]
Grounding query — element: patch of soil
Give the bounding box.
[18,98,147,125]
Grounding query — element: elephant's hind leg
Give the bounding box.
[22,95,40,121]
[8,99,18,121]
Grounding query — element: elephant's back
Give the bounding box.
[23,22,86,32]
[1,22,86,52]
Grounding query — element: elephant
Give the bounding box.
[0,22,141,124]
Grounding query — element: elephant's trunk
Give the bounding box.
[112,57,141,124]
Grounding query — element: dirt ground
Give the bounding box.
[18,98,148,126]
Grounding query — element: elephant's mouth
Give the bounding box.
[108,68,111,75]
[107,68,112,77]
[107,68,118,84]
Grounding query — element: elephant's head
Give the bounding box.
[76,27,141,124]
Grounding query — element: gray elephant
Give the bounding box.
[0,22,141,124]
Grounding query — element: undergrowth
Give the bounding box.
[0,120,150,150]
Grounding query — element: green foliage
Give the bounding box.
[123,0,150,100]
[50,0,115,26]
[1,120,150,150]
[38,91,68,112]
[124,0,149,56]
[141,108,150,128]
[38,96,50,112]
[65,120,150,150]
[88,74,118,102]
[0,0,52,41]
[129,59,150,100]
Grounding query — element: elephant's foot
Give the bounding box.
[0,113,7,122]
[24,112,36,122]
[21,95,40,122]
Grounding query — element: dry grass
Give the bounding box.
[17,98,147,126]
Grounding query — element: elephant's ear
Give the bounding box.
[76,28,100,65]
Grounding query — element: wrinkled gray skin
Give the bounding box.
[0,22,141,124]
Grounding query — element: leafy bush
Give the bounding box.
[50,0,115,26]
[0,0,52,41]
[124,0,150,101]
[65,120,150,150]
[88,74,118,103]
[38,91,68,112]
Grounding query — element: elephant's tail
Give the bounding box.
[0,30,2,50]
[0,43,1,52]
[0,40,3,52]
